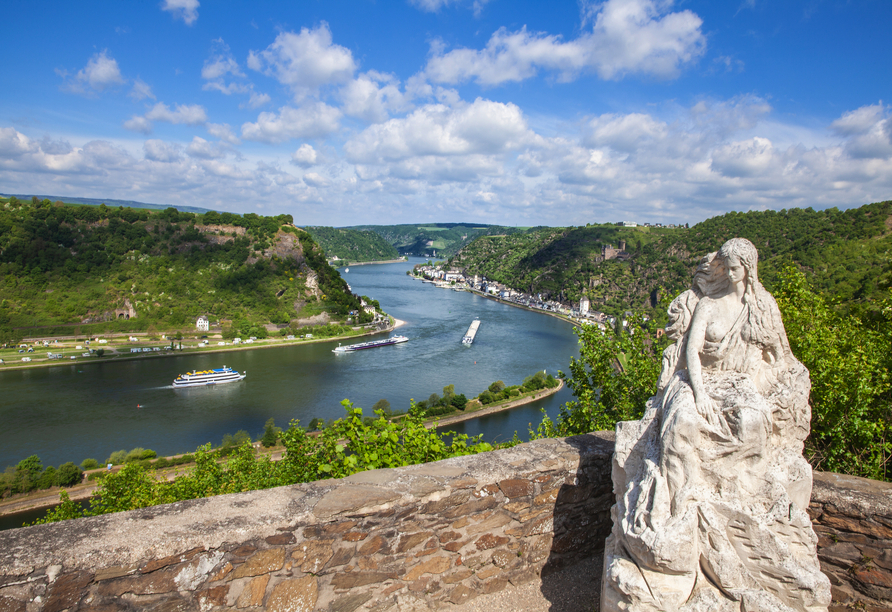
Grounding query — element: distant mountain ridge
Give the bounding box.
[0,193,214,215]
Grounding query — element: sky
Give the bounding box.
[1,0,890,227]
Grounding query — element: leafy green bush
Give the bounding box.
[106,450,127,465]
[80,458,99,470]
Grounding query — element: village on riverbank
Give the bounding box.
[411,261,629,331]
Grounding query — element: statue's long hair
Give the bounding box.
[716,237,776,349]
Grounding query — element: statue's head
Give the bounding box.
[718,237,758,287]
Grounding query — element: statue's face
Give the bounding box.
[724,255,746,285]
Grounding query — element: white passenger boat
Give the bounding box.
[172,366,246,387]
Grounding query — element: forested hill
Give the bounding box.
[0,196,368,343]
[347,223,526,258]
[304,226,399,263]
[450,200,892,316]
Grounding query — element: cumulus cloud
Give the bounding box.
[424,0,705,85]
[245,92,271,109]
[241,103,342,144]
[144,139,183,163]
[340,72,411,123]
[123,115,153,134]
[302,172,330,187]
[145,102,208,125]
[291,144,318,167]
[129,78,155,101]
[186,136,230,160]
[409,0,492,15]
[346,98,533,164]
[248,24,356,100]
[207,123,240,145]
[59,50,125,94]
[162,0,199,25]
[202,38,259,99]
[830,104,892,159]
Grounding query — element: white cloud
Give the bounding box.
[60,50,125,94]
[345,98,533,164]
[291,144,318,167]
[129,78,155,101]
[245,92,271,109]
[583,113,668,152]
[123,115,153,134]
[424,0,705,86]
[145,102,208,125]
[162,0,199,25]
[241,103,342,144]
[830,104,892,160]
[186,136,230,160]
[303,172,330,187]
[710,137,778,178]
[207,123,240,145]
[248,25,356,100]
[409,0,491,14]
[340,72,411,123]
[144,139,183,163]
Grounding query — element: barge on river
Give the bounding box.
[333,335,408,353]
[462,320,481,345]
[173,366,246,387]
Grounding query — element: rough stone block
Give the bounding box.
[358,535,389,556]
[396,531,434,553]
[196,585,228,609]
[236,575,269,608]
[329,591,372,612]
[266,575,317,612]
[449,584,477,605]
[404,556,451,582]
[475,534,509,551]
[141,547,205,574]
[499,479,533,499]
[232,548,285,579]
[331,571,400,590]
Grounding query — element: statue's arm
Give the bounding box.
[686,300,719,425]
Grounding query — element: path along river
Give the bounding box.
[0,258,581,472]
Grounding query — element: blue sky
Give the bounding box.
[1,0,890,226]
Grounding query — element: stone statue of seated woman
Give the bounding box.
[601,238,830,612]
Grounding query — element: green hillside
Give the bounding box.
[450,201,892,317]
[304,226,399,263]
[0,196,371,343]
[348,223,524,258]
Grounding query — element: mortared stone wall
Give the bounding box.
[0,432,889,611]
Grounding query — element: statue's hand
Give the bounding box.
[695,394,721,429]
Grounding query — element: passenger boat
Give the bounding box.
[172,366,246,387]
[332,335,408,353]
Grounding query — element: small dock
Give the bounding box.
[461,319,481,345]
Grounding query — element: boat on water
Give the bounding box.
[172,366,246,388]
[462,319,481,345]
[333,335,408,353]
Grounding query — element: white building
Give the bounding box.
[196,315,209,331]
[580,296,590,315]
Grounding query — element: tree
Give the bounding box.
[261,418,281,447]
[56,462,83,487]
[450,394,468,411]
[533,315,665,438]
[488,381,506,394]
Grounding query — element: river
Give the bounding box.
[0,258,581,472]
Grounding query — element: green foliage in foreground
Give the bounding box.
[33,400,492,524]
[532,268,891,482]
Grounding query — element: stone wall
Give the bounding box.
[0,433,889,612]
[0,433,615,612]
[810,471,892,612]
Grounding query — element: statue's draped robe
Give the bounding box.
[602,291,830,612]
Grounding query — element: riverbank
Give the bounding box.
[335,257,407,267]
[0,317,406,372]
[0,376,561,522]
[427,378,564,430]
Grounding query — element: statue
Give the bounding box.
[601,238,831,612]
